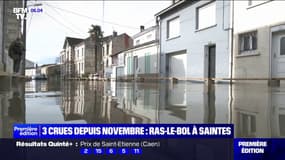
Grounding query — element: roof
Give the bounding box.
[40,64,56,68]
[155,0,197,18]
[132,26,157,39]
[63,37,84,49]
[111,40,158,57]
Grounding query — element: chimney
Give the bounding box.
[172,0,179,4]
[140,25,145,32]
[113,31,117,37]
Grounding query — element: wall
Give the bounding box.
[2,1,23,75]
[133,28,156,46]
[159,0,231,79]
[84,39,96,75]
[74,43,85,76]
[25,68,36,77]
[233,1,285,79]
[126,43,159,76]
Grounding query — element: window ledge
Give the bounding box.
[166,35,181,41]
[195,24,217,33]
[236,52,260,58]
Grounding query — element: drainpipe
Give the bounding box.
[156,18,161,79]
[230,0,234,85]
[157,16,162,80]
[229,0,235,124]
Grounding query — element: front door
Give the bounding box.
[272,31,285,78]
[208,46,216,79]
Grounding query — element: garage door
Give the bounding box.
[169,53,187,79]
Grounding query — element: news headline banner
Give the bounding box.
[13,124,233,139]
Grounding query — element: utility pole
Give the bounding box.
[22,0,27,76]
[22,1,42,76]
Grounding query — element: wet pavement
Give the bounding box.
[0,78,285,138]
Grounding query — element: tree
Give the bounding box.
[88,25,103,75]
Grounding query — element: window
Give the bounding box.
[135,40,140,45]
[197,1,216,30]
[239,31,257,54]
[82,48,84,57]
[167,17,180,39]
[145,53,151,73]
[127,57,133,74]
[78,63,80,74]
[280,37,285,55]
[146,34,152,40]
[107,44,109,55]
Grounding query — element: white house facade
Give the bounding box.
[156,0,232,81]
[60,37,83,79]
[233,0,285,83]
[74,42,85,77]
[124,26,159,79]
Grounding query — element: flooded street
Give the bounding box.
[1,79,285,138]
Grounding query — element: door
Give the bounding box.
[127,57,133,75]
[272,31,285,77]
[145,53,151,74]
[169,53,187,79]
[208,46,216,78]
[133,56,138,77]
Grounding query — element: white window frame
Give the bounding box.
[239,31,257,54]
[196,1,216,30]
[167,16,180,39]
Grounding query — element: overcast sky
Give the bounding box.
[25,0,171,65]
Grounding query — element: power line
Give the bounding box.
[44,2,86,33]
[44,12,83,36]
[44,2,139,30]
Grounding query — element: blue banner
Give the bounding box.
[13,124,233,139]
[235,138,285,160]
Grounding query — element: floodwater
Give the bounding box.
[0,78,285,138]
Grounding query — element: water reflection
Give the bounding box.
[0,77,25,138]
[1,78,285,138]
[232,83,285,138]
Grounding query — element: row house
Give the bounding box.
[102,32,132,78]
[233,0,285,84]
[232,0,285,138]
[111,26,159,80]
[60,37,83,79]
[60,32,132,79]
[74,37,98,77]
[156,0,285,84]
[156,0,231,81]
